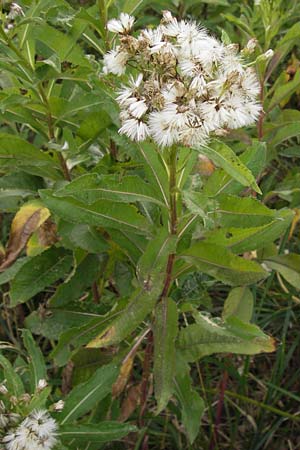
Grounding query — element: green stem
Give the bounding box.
[38,85,71,181]
[160,146,177,299]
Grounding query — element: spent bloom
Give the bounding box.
[2,409,57,450]
[103,11,261,148]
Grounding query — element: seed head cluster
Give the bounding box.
[103,11,261,148]
[2,410,57,450]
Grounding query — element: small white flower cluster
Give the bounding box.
[103,11,261,148]
[2,410,57,450]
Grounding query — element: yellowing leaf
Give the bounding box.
[0,201,50,270]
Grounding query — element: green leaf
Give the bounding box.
[204,141,266,197]
[59,422,136,443]
[204,209,294,253]
[0,133,61,179]
[50,313,116,367]
[59,364,119,425]
[222,287,253,322]
[216,194,275,227]
[177,313,275,362]
[22,329,47,392]
[57,222,109,254]
[180,242,267,285]
[136,229,177,288]
[174,357,205,443]
[40,190,151,236]
[9,247,73,306]
[77,111,111,141]
[154,299,178,413]
[196,140,262,194]
[49,254,101,307]
[0,354,24,397]
[0,258,28,285]
[54,174,166,207]
[264,253,300,290]
[268,122,300,146]
[136,143,169,207]
[267,70,300,112]
[87,287,157,348]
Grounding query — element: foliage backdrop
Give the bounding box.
[0,0,300,449]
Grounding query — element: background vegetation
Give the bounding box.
[0,0,300,449]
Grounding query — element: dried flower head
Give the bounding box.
[103,11,261,148]
[2,409,57,450]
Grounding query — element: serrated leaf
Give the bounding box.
[177,313,275,362]
[154,299,178,413]
[196,140,261,194]
[9,247,73,306]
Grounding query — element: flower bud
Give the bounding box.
[0,384,8,395]
[53,400,65,411]
[37,379,48,391]
[246,38,258,53]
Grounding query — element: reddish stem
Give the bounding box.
[209,368,229,450]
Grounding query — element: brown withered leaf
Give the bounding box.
[112,356,134,398]
[26,219,58,257]
[0,201,50,271]
[119,383,142,422]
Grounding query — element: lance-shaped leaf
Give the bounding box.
[59,422,136,444]
[264,253,300,290]
[180,242,267,285]
[0,200,50,271]
[54,174,166,207]
[196,140,262,194]
[49,254,101,307]
[203,141,266,197]
[40,190,151,235]
[136,143,169,207]
[154,299,178,413]
[87,230,176,349]
[216,194,276,227]
[174,356,205,444]
[22,329,47,392]
[0,354,24,397]
[0,133,61,179]
[222,287,253,323]
[204,209,294,253]
[136,229,177,287]
[87,288,157,348]
[177,313,275,362]
[59,364,119,425]
[9,247,73,306]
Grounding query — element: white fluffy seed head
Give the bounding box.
[3,409,58,450]
[103,11,262,148]
[107,13,135,34]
